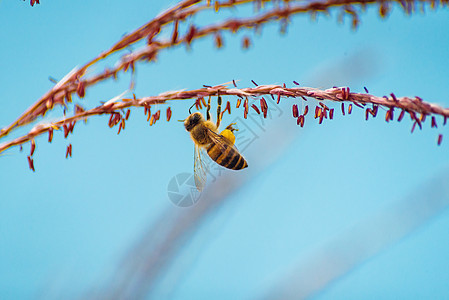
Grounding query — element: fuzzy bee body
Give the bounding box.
[184,111,248,191]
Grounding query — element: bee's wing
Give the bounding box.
[194,144,208,191]
[205,128,241,153]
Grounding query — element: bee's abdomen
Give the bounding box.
[207,144,248,170]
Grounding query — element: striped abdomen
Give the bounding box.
[207,143,248,170]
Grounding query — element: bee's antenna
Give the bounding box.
[189,103,195,114]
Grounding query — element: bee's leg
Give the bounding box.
[206,96,211,121]
[216,95,222,128]
[225,122,238,132]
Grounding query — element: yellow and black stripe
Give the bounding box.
[207,143,248,170]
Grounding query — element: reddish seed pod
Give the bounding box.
[416,118,422,130]
[251,104,261,114]
[242,36,251,49]
[69,121,75,134]
[304,105,309,116]
[365,109,370,121]
[431,116,437,128]
[438,134,443,145]
[149,115,155,126]
[277,93,281,104]
[292,104,299,118]
[398,109,405,122]
[319,112,324,124]
[154,110,161,121]
[341,103,345,115]
[114,114,121,126]
[327,108,333,119]
[171,19,179,44]
[65,91,72,103]
[299,115,305,127]
[129,61,135,73]
[348,104,353,114]
[117,122,123,134]
[379,2,389,17]
[63,124,69,138]
[166,107,172,122]
[385,110,391,122]
[214,0,219,11]
[260,97,267,113]
[244,98,248,110]
[226,101,231,114]
[48,128,53,143]
[125,109,131,120]
[293,81,300,86]
[121,119,126,130]
[195,98,201,110]
[236,98,242,108]
[244,109,248,119]
[372,105,378,117]
[65,144,72,158]
[260,97,267,109]
[411,122,417,133]
[390,93,398,102]
[27,156,35,172]
[233,80,237,87]
[30,140,36,156]
[76,81,85,98]
[314,106,320,119]
[200,97,207,108]
[341,88,346,100]
[185,25,196,45]
[214,33,223,48]
[322,108,328,119]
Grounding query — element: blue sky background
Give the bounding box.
[1,1,449,299]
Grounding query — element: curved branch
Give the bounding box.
[2,0,441,139]
[1,84,447,155]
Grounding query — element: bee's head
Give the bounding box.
[184,112,204,131]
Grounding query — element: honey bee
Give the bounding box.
[184,95,248,191]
